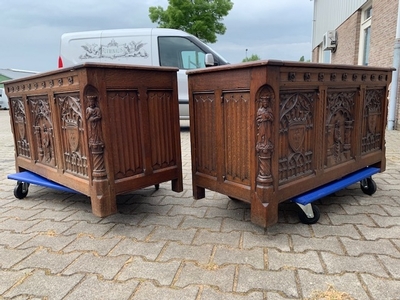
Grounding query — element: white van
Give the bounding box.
[58,28,229,120]
[0,88,9,110]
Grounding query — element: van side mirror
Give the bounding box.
[205,53,215,67]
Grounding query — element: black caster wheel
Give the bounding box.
[14,181,29,199]
[155,184,160,190]
[298,204,320,224]
[360,177,377,196]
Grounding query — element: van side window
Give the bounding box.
[158,36,206,70]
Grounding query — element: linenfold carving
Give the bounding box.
[223,91,250,184]
[256,86,274,186]
[326,91,355,167]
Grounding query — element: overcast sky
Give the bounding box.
[0,0,314,72]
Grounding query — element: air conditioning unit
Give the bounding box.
[323,30,337,51]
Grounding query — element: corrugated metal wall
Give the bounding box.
[313,0,367,49]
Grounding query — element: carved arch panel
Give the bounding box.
[57,93,88,178]
[325,90,355,167]
[278,91,316,184]
[28,95,56,167]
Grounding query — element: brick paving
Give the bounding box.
[0,109,399,299]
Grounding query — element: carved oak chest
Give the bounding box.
[5,63,183,217]
[187,60,393,227]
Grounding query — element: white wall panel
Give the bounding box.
[312,0,367,48]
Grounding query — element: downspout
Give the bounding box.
[388,1,400,130]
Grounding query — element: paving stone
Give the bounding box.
[378,255,400,279]
[103,224,155,240]
[64,275,139,300]
[17,233,76,252]
[193,229,240,247]
[14,248,81,273]
[221,218,265,234]
[24,219,78,235]
[63,235,121,255]
[311,224,361,239]
[236,266,298,297]
[175,262,235,292]
[340,237,400,257]
[321,252,388,276]
[213,246,264,269]
[2,198,45,209]
[199,287,264,299]
[0,246,35,268]
[0,269,32,295]
[131,203,173,215]
[62,220,115,237]
[110,239,165,260]
[297,269,369,299]
[0,207,43,219]
[27,210,77,223]
[0,231,36,248]
[0,218,40,233]
[265,292,295,300]
[63,252,129,279]
[380,204,400,216]
[370,215,400,227]
[159,196,196,206]
[268,249,324,273]
[133,281,199,300]
[327,213,375,226]
[158,241,213,264]
[360,274,400,299]
[168,203,208,217]
[266,223,312,237]
[139,214,184,228]
[28,200,75,211]
[117,256,181,285]
[99,212,144,225]
[4,270,84,300]
[340,203,388,216]
[180,216,223,231]
[357,225,400,240]
[242,232,290,251]
[193,198,230,208]
[205,206,246,220]
[62,209,104,223]
[148,227,196,244]
[291,235,344,254]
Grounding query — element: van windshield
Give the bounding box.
[158,36,228,70]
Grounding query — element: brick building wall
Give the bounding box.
[331,12,361,65]
[312,0,400,129]
[369,0,398,68]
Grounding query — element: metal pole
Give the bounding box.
[388,1,400,130]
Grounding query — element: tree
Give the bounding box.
[242,54,261,62]
[149,0,234,43]
[299,56,310,62]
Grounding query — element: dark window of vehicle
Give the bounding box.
[158,36,206,69]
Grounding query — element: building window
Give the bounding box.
[359,3,372,65]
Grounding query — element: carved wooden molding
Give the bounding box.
[256,85,275,186]
[85,86,107,181]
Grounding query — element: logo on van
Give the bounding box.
[80,39,148,60]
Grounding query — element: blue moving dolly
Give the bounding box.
[7,171,78,199]
[291,166,379,224]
